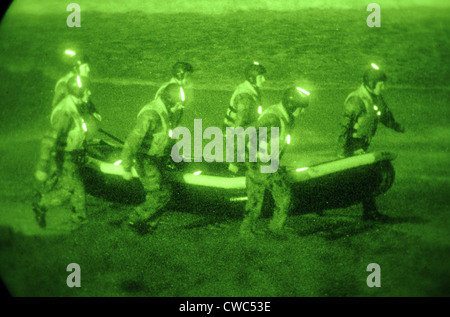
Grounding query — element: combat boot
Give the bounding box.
[128,219,159,235]
[362,196,388,222]
[239,217,256,239]
[127,207,161,235]
[362,210,389,222]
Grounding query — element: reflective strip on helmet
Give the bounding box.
[296,87,310,96]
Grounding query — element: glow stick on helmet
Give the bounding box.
[258,106,262,114]
[253,61,259,65]
[371,63,379,70]
[296,87,310,96]
[65,50,76,56]
[76,75,82,88]
[286,134,291,145]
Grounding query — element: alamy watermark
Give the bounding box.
[367,3,381,27]
[66,4,380,30]
[366,263,381,287]
[66,263,81,287]
[170,119,280,173]
[67,3,81,27]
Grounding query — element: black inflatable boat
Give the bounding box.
[80,139,396,215]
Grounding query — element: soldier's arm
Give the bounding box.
[234,93,255,127]
[257,113,279,128]
[51,82,68,108]
[35,111,71,179]
[121,110,159,172]
[86,99,102,122]
[379,96,405,132]
[252,113,280,139]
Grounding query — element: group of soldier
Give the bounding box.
[32,49,405,238]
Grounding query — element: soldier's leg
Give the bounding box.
[362,195,388,222]
[128,160,170,233]
[240,169,266,237]
[139,181,171,224]
[69,161,87,224]
[43,155,87,225]
[33,163,71,227]
[32,182,51,228]
[268,173,291,234]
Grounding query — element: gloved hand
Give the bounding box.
[93,112,102,122]
[228,163,239,174]
[35,170,48,182]
[170,102,185,113]
[122,170,133,181]
[353,115,372,137]
[353,148,366,156]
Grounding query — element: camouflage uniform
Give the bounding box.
[155,78,180,100]
[223,80,262,129]
[240,102,293,237]
[338,84,404,219]
[34,94,88,227]
[155,77,194,120]
[338,84,403,157]
[121,97,180,231]
[223,80,262,172]
[243,166,291,235]
[52,72,101,136]
[52,72,75,108]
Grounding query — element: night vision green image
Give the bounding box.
[0,0,449,297]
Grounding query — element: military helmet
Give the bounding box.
[245,62,266,84]
[67,75,89,99]
[363,64,387,89]
[63,49,90,69]
[161,83,185,106]
[282,87,310,113]
[171,62,194,81]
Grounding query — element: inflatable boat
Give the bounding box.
[80,138,396,215]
